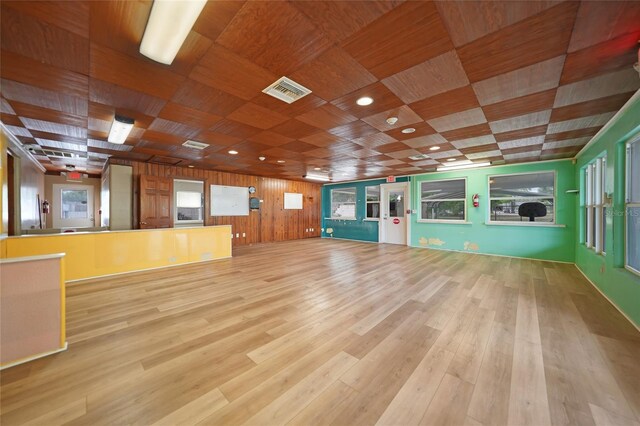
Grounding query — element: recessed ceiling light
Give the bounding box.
[356,97,373,106]
[277,160,285,163]
[386,117,398,125]
[188,165,195,168]
[429,146,440,151]
[228,150,238,155]
[314,167,321,171]
[447,158,456,162]
[401,127,416,134]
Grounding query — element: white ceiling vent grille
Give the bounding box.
[262,77,312,104]
[409,154,431,161]
[182,140,209,150]
[27,147,82,159]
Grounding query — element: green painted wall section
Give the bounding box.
[409,160,576,262]
[575,92,640,327]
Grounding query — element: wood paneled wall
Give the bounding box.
[109,159,322,246]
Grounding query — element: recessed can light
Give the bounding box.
[314,167,321,171]
[356,97,373,106]
[386,117,398,125]
[228,150,238,155]
[401,127,416,134]
[447,158,456,162]
[429,146,440,151]
[188,165,195,168]
[277,160,285,163]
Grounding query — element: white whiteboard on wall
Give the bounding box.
[284,192,303,209]
[210,185,249,216]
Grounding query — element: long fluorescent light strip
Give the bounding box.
[108,116,134,145]
[305,174,331,182]
[140,0,207,65]
[437,162,491,171]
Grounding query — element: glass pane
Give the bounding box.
[389,191,404,217]
[627,207,640,271]
[177,207,202,221]
[490,172,554,198]
[367,202,380,218]
[177,191,202,208]
[366,186,380,202]
[602,207,607,252]
[331,188,356,218]
[629,141,640,202]
[421,179,465,200]
[490,198,554,222]
[61,189,88,219]
[584,207,589,245]
[421,201,465,221]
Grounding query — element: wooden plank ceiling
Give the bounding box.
[1,0,639,180]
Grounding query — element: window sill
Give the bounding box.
[363,218,379,222]
[485,222,566,228]
[325,217,357,221]
[416,220,471,225]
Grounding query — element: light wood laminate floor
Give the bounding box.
[1,239,639,426]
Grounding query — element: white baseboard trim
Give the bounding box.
[575,266,640,332]
[1,342,68,370]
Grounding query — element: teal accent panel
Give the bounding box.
[575,92,640,327]
[409,160,576,262]
[322,177,408,242]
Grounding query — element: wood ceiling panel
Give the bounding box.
[10,101,87,128]
[488,110,551,134]
[227,103,290,130]
[209,119,262,139]
[450,135,496,149]
[436,1,562,47]
[497,136,546,150]
[189,44,277,101]
[88,1,149,59]
[171,79,244,117]
[543,126,601,143]
[271,119,323,140]
[542,137,591,150]
[458,2,578,83]
[361,105,423,132]
[330,82,404,119]
[28,130,88,147]
[278,141,319,153]
[327,120,379,140]
[192,1,245,41]
[409,86,480,122]
[0,98,15,114]
[90,44,185,100]
[560,32,640,85]
[403,134,448,149]
[148,118,200,139]
[296,104,357,130]
[247,131,294,147]
[2,79,88,116]
[0,113,23,127]
[441,123,492,142]
[251,93,327,118]
[139,130,184,147]
[546,112,615,134]
[216,1,332,75]
[195,130,242,148]
[458,143,500,155]
[427,108,487,133]
[472,55,565,106]
[351,132,397,149]
[290,47,377,102]
[89,102,154,130]
[292,0,400,43]
[342,1,453,79]
[3,1,89,38]
[384,122,436,141]
[158,103,221,129]
[300,131,348,148]
[482,89,556,122]
[375,141,412,154]
[494,124,548,143]
[554,68,640,108]
[20,117,86,139]
[0,50,89,99]
[90,79,165,117]
[382,50,469,104]
[1,4,89,74]
[549,92,634,123]
[568,1,640,52]
[502,145,544,156]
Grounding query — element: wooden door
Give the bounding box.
[139,175,173,229]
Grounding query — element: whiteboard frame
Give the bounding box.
[210,185,249,216]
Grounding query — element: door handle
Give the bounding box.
[140,221,147,225]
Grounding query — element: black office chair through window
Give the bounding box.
[518,202,547,222]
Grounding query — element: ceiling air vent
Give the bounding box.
[182,140,209,150]
[27,147,82,159]
[262,77,312,104]
[409,154,431,161]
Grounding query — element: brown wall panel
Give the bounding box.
[109,159,322,247]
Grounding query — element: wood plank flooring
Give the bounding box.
[1,238,639,426]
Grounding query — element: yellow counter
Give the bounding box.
[1,226,232,281]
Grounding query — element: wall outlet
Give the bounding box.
[242,232,246,237]
[305,228,308,232]
[236,233,239,238]
[311,228,314,232]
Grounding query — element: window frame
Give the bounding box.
[487,170,557,226]
[175,190,204,223]
[625,138,640,276]
[584,156,607,254]
[365,185,380,221]
[418,177,467,223]
[330,187,357,220]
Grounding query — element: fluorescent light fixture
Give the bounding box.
[356,97,373,106]
[304,173,330,182]
[108,115,134,144]
[437,161,491,171]
[139,0,207,65]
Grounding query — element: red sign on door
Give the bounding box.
[393,218,400,224]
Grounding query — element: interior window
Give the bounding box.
[626,139,640,274]
[419,179,466,221]
[489,172,555,223]
[61,189,88,219]
[366,186,380,219]
[331,187,356,219]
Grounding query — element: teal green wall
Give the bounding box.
[409,160,576,262]
[322,177,407,242]
[575,92,640,327]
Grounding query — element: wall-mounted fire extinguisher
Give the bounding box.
[472,194,479,208]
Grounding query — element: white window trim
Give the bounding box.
[418,178,467,223]
[487,170,557,225]
[584,157,606,254]
[625,138,640,276]
[330,187,357,220]
[365,185,380,220]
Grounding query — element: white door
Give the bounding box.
[52,184,94,228]
[380,183,408,245]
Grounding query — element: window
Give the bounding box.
[489,172,555,223]
[61,189,88,219]
[176,191,203,222]
[626,139,640,274]
[331,187,356,219]
[419,179,466,222]
[366,186,380,219]
[584,157,606,253]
